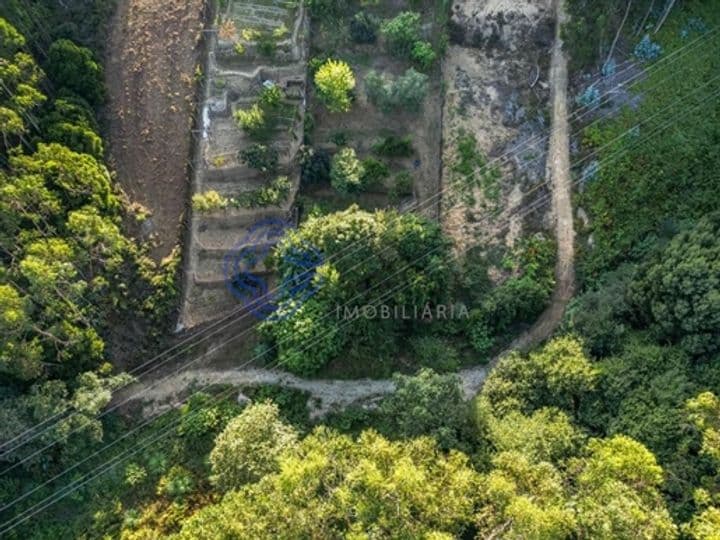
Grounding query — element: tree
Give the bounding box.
[683,392,720,540]
[482,407,584,463]
[210,401,298,491]
[314,59,355,113]
[330,147,364,193]
[0,17,25,56]
[630,214,720,357]
[67,206,130,273]
[234,103,266,134]
[686,392,720,463]
[390,68,429,112]
[300,146,331,185]
[306,0,346,21]
[365,69,428,113]
[46,39,105,106]
[380,368,472,451]
[475,428,676,539]
[381,11,422,56]
[9,143,116,212]
[573,436,677,539]
[0,371,132,471]
[0,283,42,380]
[476,451,577,539]
[260,205,451,374]
[175,428,480,539]
[481,336,598,418]
[41,96,103,158]
[0,18,46,152]
[564,265,633,357]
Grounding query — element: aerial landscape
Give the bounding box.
[0,0,719,537]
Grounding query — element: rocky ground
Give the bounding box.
[442,0,555,254]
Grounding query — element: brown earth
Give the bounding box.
[105,0,206,261]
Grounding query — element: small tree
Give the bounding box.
[314,59,355,113]
[300,147,331,185]
[234,103,265,134]
[360,157,389,190]
[210,401,298,490]
[390,68,429,112]
[365,69,428,113]
[411,41,437,71]
[259,84,283,109]
[380,368,472,450]
[381,11,422,56]
[330,147,364,193]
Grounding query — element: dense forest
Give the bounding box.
[1,0,720,538]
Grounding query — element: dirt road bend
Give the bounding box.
[116,0,574,417]
[504,0,575,353]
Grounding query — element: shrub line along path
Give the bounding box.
[121,0,575,418]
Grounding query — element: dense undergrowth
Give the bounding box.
[0,10,180,536]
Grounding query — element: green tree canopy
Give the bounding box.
[329,146,364,193]
[260,206,452,374]
[314,59,355,113]
[630,213,720,357]
[480,336,599,417]
[46,39,105,106]
[175,428,479,539]
[380,368,472,451]
[209,401,298,491]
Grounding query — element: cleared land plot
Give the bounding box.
[299,0,447,220]
[105,0,205,261]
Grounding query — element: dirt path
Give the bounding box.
[501,0,575,353]
[117,0,574,418]
[105,0,205,261]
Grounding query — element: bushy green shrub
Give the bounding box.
[365,69,428,112]
[239,143,279,173]
[192,190,229,212]
[300,147,331,185]
[234,85,288,138]
[360,157,389,189]
[330,147,364,193]
[350,12,378,43]
[629,214,720,357]
[234,103,265,134]
[411,40,437,70]
[410,336,460,372]
[306,0,347,21]
[372,135,414,157]
[259,84,283,109]
[237,175,292,208]
[389,171,413,202]
[314,59,355,113]
[381,11,421,56]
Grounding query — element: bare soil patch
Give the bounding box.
[105,0,206,261]
[442,0,554,254]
